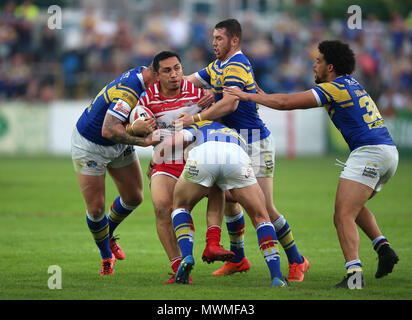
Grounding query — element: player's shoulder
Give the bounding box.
[114,66,146,95]
[224,51,252,74]
[182,79,203,97]
[314,76,357,103]
[115,67,139,84]
[227,51,252,67]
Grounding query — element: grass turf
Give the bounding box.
[0,155,411,300]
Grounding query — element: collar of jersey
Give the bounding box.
[219,50,243,67]
[153,79,187,100]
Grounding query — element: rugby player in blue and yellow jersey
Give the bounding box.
[152,120,288,287]
[71,66,157,275]
[178,19,308,281]
[225,40,399,288]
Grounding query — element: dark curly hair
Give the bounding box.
[318,40,356,76]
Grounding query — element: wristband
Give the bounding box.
[198,113,202,121]
[126,123,135,135]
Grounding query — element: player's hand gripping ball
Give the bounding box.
[126,104,157,136]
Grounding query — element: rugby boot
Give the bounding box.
[376,245,399,278]
[212,257,251,276]
[334,270,365,289]
[100,254,115,276]
[271,277,289,287]
[175,255,195,284]
[109,235,125,260]
[287,256,310,282]
[163,272,193,284]
[202,242,235,264]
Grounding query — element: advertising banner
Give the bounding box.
[0,105,48,154]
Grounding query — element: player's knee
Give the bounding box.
[125,190,143,207]
[333,211,346,228]
[224,201,242,215]
[154,201,172,219]
[87,204,105,219]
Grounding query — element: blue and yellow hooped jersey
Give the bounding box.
[196,51,270,143]
[184,120,247,151]
[311,75,395,151]
[76,66,146,146]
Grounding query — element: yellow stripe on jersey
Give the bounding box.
[340,102,354,108]
[103,91,110,104]
[315,83,352,104]
[223,64,254,88]
[106,86,138,107]
[330,81,345,88]
[118,84,139,99]
[189,120,213,130]
[206,60,255,93]
[226,61,252,72]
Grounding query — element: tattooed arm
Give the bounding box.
[102,113,155,147]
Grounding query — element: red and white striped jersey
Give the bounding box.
[139,79,205,161]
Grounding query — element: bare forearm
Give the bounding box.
[241,91,318,110]
[102,115,149,146]
[242,93,290,110]
[184,73,206,88]
[199,96,238,121]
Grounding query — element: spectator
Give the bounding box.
[389,11,408,57]
[0,3,409,110]
[5,53,30,98]
[164,10,190,55]
[378,87,409,117]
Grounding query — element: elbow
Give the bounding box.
[227,101,239,113]
[277,97,289,110]
[101,127,114,139]
[279,101,288,110]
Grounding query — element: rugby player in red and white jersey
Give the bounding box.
[139,51,234,283]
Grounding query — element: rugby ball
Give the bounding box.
[129,104,155,123]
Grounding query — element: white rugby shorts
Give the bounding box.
[247,134,275,178]
[182,141,257,190]
[339,144,398,192]
[71,127,137,176]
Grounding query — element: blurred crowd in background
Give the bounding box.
[0,0,412,117]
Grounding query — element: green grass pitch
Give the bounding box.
[0,155,411,300]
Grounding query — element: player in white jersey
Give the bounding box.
[139,51,234,283]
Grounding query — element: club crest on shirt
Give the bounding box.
[86,160,97,168]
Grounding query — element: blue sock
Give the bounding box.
[86,212,112,259]
[225,210,246,263]
[108,196,137,238]
[172,208,194,258]
[273,215,304,264]
[256,222,283,279]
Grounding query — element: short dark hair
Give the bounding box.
[152,51,181,72]
[318,40,356,76]
[215,18,242,42]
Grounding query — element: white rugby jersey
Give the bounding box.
[139,79,206,161]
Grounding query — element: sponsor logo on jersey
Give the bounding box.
[113,100,131,117]
[345,78,359,86]
[362,162,378,178]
